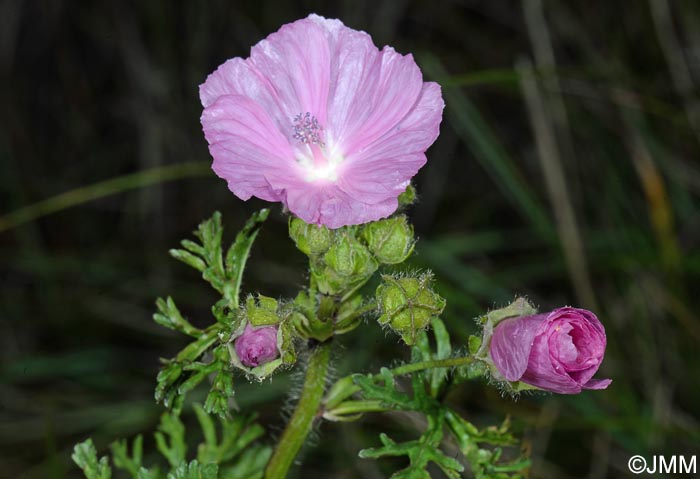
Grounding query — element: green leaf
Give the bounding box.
[225,208,269,305]
[168,210,268,303]
[136,468,161,479]
[412,318,452,397]
[154,413,187,468]
[111,435,144,478]
[444,410,529,478]
[166,460,218,479]
[359,413,464,479]
[353,368,424,411]
[72,439,112,479]
[154,297,202,338]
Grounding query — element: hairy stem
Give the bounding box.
[264,340,332,479]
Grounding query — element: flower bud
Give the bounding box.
[234,324,279,367]
[376,273,446,345]
[313,234,378,295]
[228,296,296,379]
[361,215,414,264]
[479,299,612,394]
[289,217,332,256]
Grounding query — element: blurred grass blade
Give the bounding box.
[420,53,554,240]
[0,161,210,233]
[517,57,598,309]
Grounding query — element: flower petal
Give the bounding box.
[336,47,424,157]
[201,94,296,201]
[283,184,398,229]
[583,378,612,390]
[249,16,331,124]
[521,332,583,394]
[199,57,290,135]
[338,82,444,205]
[490,314,547,382]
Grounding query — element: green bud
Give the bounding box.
[313,234,378,295]
[245,294,280,326]
[362,215,414,264]
[289,217,332,256]
[375,273,446,345]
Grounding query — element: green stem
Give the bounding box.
[389,356,476,376]
[323,356,478,413]
[264,340,332,479]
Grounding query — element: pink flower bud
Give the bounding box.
[489,307,611,394]
[234,324,279,367]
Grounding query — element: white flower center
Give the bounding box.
[292,112,342,183]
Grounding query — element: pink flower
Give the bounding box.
[200,14,444,228]
[234,324,279,367]
[489,307,611,394]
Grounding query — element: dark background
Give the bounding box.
[2,1,700,478]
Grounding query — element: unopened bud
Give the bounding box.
[362,215,414,264]
[234,324,279,367]
[376,273,446,345]
[289,217,332,256]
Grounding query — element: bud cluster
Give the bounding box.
[287,215,418,340]
[289,214,415,296]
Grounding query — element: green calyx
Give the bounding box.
[245,294,280,326]
[376,273,446,345]
[313,232,379,296]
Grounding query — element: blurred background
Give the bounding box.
[2,1,700,478]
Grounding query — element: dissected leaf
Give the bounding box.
[72,439,112,479]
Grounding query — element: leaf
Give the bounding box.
[412,319,452,398]
[224,208,269,305]
[72,439,112,479]
[137,468,161,479]
[168,210,268,302]
[359,413,463,479]
[154,297,202,338]
[166,460,218,479]
[194,404,267,465]
[220,446,271,479]
[154,413,187,468]
[352,368,424,411]
[444,410,529,479]
[111,435,144,478]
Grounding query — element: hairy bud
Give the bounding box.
[376,272,446,345]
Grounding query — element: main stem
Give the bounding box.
[264,340,332,479]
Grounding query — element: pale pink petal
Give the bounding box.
[249,17,330,124]
[283,184,398,229]
[335,48,423,156]
[202,95,296,202]
[338,82,444,204]
[490,314,547,382]
[199,58,290,135]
